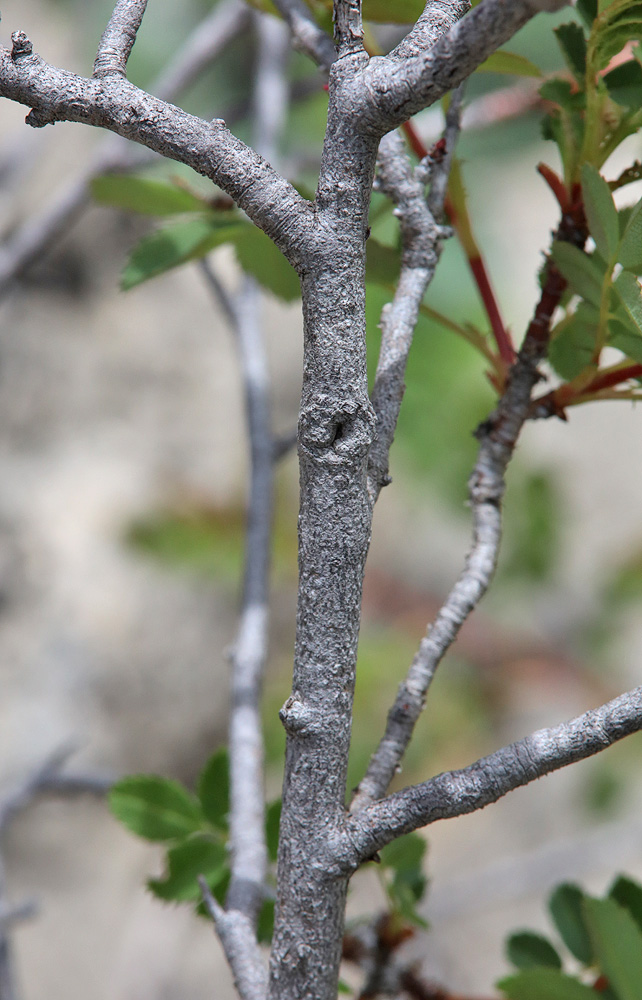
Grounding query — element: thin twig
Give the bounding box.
[367,88,464,502]
[0,0,249,294]
[199,878,268,1000]
[199,10,290,932]
[93,0,150,79]
[346,685,642,860]
[352,198,588,811]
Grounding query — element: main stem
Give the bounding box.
[268,52,379,1000]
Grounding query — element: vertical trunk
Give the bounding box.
[268,63,380,995]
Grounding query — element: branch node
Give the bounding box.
[11,31,33,60]
[279,694,316,735]
[25,107,54,129]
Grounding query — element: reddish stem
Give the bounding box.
[584,364,642,393]
[401,120,513,366]
[468,252,515,365]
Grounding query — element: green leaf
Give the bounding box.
[197,749,229,832]
[583,896,642,1000]
[608,318,642,363]
[380,833,428,927]
[581,164,620,263]
[148,835,228,902]
[609,876,642,933]
[109,775,204,842]
[577,0,597,27]
[337,981,353,995]
[604,58,642,107]
[555,23,587,83]
[615,270,642,331]
[549,305,598,380]
[498,969,599,1000]
[91,175,206,216]
[477,50,542,78]
[122,216,244,290]
[233,227,300,302]
[506,932,562,971]
[379,832,426,874]
[548,883,594,965]
[266,800,281,863]
[550,241,606,307]
[618,197,642,272]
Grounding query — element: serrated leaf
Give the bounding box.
[604,59,642,108]
[548,883,594,965]
[91,175,205,216]
[197,749,229,832]
[550,241,606,307]
[109,775,204,842]
[498,969,599,1000]
[609,319,642,363]
[618,197,642,272]
[477,50,542,77]
[609,876,642,933]
[584,896,642,1000]
[555,23,587,83]
[615,270,642,331]
[506,932,562,971]
[266,800,281,863]
[549,305,598,380]
[581,164,620,263]
[122,216,244,290]
[148,835,228,902]
[233,227,300,302]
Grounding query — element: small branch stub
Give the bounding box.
[11,32,33,60]
[333,0,363,55]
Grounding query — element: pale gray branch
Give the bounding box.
[199,10,290,936]
[0,0,250,293]
[366,88,463,504]
[199,878,268,1000]
[93,0,149,79]
[359,0,568,133]
[271,0,336,71]
[389,0,470,61]
[333,0,364,57]
[345,686,642,862]
[0,43,313,266]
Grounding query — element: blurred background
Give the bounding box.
[0,1,641,997]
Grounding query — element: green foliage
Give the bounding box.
[548,883,594,964]
[378,832,428,928]
[109,750,280,922]
[122,216,245,290]
[109,775,204,841]
[499,876,642,1000]
[506,932,562,971]
[91,175,207,215]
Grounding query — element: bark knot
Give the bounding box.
[11,31,33,59]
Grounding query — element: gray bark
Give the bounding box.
[11,4,642,1000]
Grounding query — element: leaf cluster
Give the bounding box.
[499,875,642,1000]
[541,0,642,183]
[547,164,642,399]
[108,750,280,941]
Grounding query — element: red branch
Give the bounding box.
[401,119,513,366]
